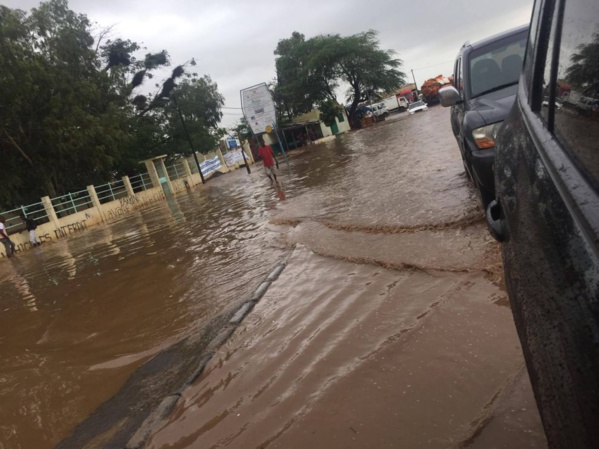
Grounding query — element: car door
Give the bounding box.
[493,0,599,447]
[450,56,465,145]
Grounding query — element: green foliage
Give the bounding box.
[566,33,599,96]
[273,29,405,127]
[161,76,225,156]
[0,0,129,206]
[0,0,224,210]
[232,117,252,142]
[318,99,343,127]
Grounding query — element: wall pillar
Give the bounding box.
[41,196,60,229]
[122,176,135,197]
[155,159,174,194]
[182,159,193,178]
[87,185,106,223]
[143,160,161,188]
[216,148,229,173]
[242,141,255,163]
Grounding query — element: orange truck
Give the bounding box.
[420,75,453,105]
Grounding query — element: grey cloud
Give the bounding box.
[2,0,534,127]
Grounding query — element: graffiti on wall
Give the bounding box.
[1,190,167,258]
[105,191,165,222]
[0,220,89,258]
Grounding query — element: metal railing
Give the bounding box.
[95,181,128,204]
[0,169,156,232]
[129,173,152,193]
[1,202,49,233]
[51,189,93,218]
[165,160,188,180]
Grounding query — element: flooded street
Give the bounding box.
[0,107,546,449]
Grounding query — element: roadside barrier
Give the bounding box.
[0,149,254,258]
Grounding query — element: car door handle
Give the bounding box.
[486,200,505,242]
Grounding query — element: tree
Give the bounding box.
[0,0,226,210]
[335,31,405,124]
[318,99,343,127]
[231,117,252,142]
[566,33,599,97]
[160,74,225,157]
[0,0,132,206]
[273,30,405,128]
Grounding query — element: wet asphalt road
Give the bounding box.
[0,107,547,449]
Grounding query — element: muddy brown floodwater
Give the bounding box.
[0,107,547,449]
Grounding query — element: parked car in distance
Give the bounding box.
[353,105,373,119]
[382,95,409,112]
[439,24,528,208]
[486,0,599,447]
[370,102,389,119]
[407,100,428,115]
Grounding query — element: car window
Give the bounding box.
[524,0,544,90]
[539,0,559,125]
[455,57,463,96]
[469,31,527,98]
[552,0,599,189]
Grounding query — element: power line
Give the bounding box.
[411,60,454,71]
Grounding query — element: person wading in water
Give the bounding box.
[257,140,279,184]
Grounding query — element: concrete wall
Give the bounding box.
[2,154,254,259]
[293,108,350,138]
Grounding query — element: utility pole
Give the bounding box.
[411,69,420,99]
[233,133,251,174]
[172,94,205,184]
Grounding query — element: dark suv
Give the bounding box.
[486,0,599,447]
[439,25,528,207]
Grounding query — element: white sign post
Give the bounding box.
[240,83,289,168]
[240,83,277,135]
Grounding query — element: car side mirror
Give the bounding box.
[439,86,462,107]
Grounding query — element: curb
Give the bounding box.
[125,257,289,449]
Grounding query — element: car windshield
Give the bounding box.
[409,101,425,109]
[469,30,527,98]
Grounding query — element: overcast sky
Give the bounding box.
[4,0,534,128]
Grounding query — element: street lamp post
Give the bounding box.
[411,69,420,99]
[172,94,205,185]
[239,139,251,174]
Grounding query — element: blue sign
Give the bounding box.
[200,157,221,176]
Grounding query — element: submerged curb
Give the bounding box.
[125,258,289,449]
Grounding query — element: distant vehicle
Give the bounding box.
[486,0,599,447]
[420,75,453,105]
[354,105,373,119]
[542,97,563,109]
[439,24,528,208]
[407,100,428,115]
[382,95,409,112]
[562,91,598,116]
[370,102,389,119]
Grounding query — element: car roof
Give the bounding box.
[462,24,529,52]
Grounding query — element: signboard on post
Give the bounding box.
[240,83,277,135]
[226,138,240,149]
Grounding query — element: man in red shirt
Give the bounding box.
[257,141,279,184]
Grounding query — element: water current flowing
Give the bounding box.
[0,107,547,449]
